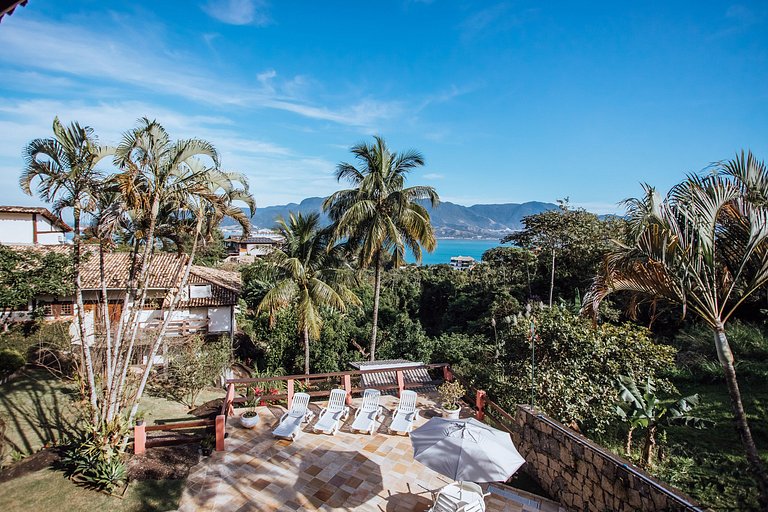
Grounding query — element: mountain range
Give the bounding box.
[223,197,558,239]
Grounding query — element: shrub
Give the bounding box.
[488,306,676,434]
[0,348,25,379]
[60,420,128,492]
[167,336,231,407]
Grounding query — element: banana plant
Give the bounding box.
[615,375,711,467]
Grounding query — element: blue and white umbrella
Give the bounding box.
[410,417,525,482]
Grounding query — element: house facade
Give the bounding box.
[0,206,72,245]
[5,247,241,341]
[224,232,283,263]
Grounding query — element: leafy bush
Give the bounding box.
[483,307,676,434]
[166,336,231,407]
[0,348,25,379]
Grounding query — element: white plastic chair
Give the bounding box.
[350,389,383,435]
[389,389,418,435]
[313,389,350,435]
[428,482,488,512]
[272,392,314,440]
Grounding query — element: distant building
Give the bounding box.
[0,206,71,245]
[449,255,476,271]
[224,232,283,263]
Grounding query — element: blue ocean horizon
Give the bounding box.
[406,239,501,265]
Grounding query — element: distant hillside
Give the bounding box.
[223,197,558,239]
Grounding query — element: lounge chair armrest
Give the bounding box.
[278,412,289,423]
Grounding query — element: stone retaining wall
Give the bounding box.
[507,406,703,511]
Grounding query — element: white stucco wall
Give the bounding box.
[0,212,67,244]
[207,306,232,333]
[0,213,34,244]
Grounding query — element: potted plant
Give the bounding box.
[438,381,466,419]
[200,434,215,456]
[240,388,261,429]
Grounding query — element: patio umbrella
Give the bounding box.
[410,417,525,482]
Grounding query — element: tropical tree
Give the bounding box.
[502,199,625,306]
[257,212,360,374]
[21,117,111,415]
[323,136,438,360]
[614,375,709,466]
[582,151,768,506]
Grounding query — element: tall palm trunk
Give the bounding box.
[303,326,310,375]
[72,207,98,418]
[548,247,555,307]
[127,215,203,425]
[715,326,768,508]
[370,252,382,361]
[98,241,114,420]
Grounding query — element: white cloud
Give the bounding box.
[0,98,328,206]
[201,0,270,26]
[0,18,394,129]
[423,173,445,180]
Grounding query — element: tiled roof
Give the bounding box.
[231,236,282,244]
[79,252,187,289]
[179,266,241,307]
[5,245,241,306]
[0,205,73,232]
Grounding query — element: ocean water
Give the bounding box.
[406,239,501,265]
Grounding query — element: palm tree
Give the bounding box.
[323,136,438,361]
[258,212,360,375]
[21,117,111,415]
[126,162,255,424]
[582,151,768,506]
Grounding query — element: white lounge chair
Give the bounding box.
[429,482,487,512]
[350,389,383,435]
[313,389,350,435]
[272,392,314,440]
[389,389,418,435]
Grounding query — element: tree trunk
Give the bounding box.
[715,326,768,508]
[625,426,634,457]
[548,248,555,307]
[72,207,98,419]
[127,216,203,425]
[642,423,657,467]
[303,326,310,375]
[370,252,382,362]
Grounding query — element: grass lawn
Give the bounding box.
[0,369,224,511]
[0,468,184,512]
[647,379,767,511]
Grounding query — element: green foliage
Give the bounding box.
[0,349,26,379]
[615,375,711,466]
[484,307,676,434]
[60,420,128,492]
[191,228,228,266]
[502,201,627,304]
[0,246,73,314]
[437,380,466,409]
[166,336,231,407]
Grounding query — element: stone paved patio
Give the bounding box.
[177,393,563,512]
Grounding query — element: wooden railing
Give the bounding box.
[133,418,216,454]
[219,363,453,451]
[139,319,208,337]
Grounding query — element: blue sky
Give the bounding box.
[0,0,766,213]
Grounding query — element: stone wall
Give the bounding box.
[506,406,703,511]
